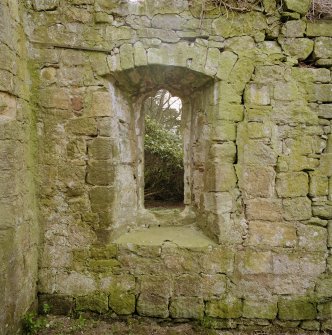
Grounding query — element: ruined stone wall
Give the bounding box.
[11,0,332,331]
[0,1,39,334]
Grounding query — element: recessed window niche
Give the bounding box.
[102,65,228,245]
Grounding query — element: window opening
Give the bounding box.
[143,89,184,209]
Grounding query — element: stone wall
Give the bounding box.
[0,1,39,334]
[1,0,332,332]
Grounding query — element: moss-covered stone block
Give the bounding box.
[314,37,332,59]
[205,162,237,192]
[90,244,117,259]
[316,277,332,299]
[88,259,120,273]
[137,293,169,318]
[276,172,309,198]
[301,320,321,331]
[283,197,312,221]
[86,160,115,186]
[309,172,329,197]
[243,299,277,319]
[282,20,306,37]
[307,21,332,37]
[206,296,243,318]
[312,204,332,220]
[278,297,317,320]
[170,297,204,319]
[89,186,115,212]
[109,292,135,315]
[76,293,108,313]
[88,138,117,161]
[65,117,97,136]
[318,301,332,320]
[284,0,311,15]
[201,274,227,298]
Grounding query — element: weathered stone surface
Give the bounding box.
[89,186,115,212]
[278,297,317,320]
[246,199,283,221]
[236,250,272,274]
[137,293,169,318]
[284,0,311,14]
[244,83,270,105]
[247,221,297,247]
[283,197,312,221]
[307,21,332,37]
[170,297,204,319]
[76,293,108,313]
[276,172,309,198]
[205,163,237,192]
[297,224,327,251]
[88,138,117,160]
[237,166,275,198]
[206,296,243,318]
[318,301,332,320]
[316,277,332,299]
[282,20,306,37]
[86,160,115,186]
[314,37,332,59]
[309,172,329,197]
[280,38,314,60]
[243,299,278,319]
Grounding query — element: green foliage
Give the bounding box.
[22,312,47,335]
[144,116,184,201]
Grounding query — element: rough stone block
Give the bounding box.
[307,21,332,37]
[217,51,238,81]
[205,162,237,192]
[247,122,271,139]
[301,320,321,331]
[316,277,332,299]
[90,244,117,259]
[328,220,332,247]
[308,84,332,103]
[76,293,108,313]
[282,20,306,37]
[139,275,171,298]
[137,293,169,318]
[276,172,309,197]
[312,204,332,219]
[247,221,297,247]
[170,297,204,319]
[284,0,311,14]
[244,83,271,105]
[318,301,332,320]
[280,38,314,60]
[133,41,147,67]
[278,297,317,320]
[208,142,236,164]
[120,43,134,70]
[283,197,312,221]
[274,81,300,101]
[205,296,243,318]
[86,160,115,186]
[243,140,277,165]
[212,121,236,141]
[65,118,97,136]
[201,274,227,298]
[85,91,112,117]
[237,165,275,198]
[88,259,120,273]
[202,247,235,274]
[89,186,115,212]
[314,37,332,59]
[88,138,117,161]
[246,198,283,221]
[309,172,329,197]
[174,274,202,297]
[297,224,327,251]
[33,0,59,11]
[236,250,272,274]
[203,192,233,215]
[318,154,332,177]
[243,299,278,319]
[40,88,70,110]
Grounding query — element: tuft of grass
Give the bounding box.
[307,0,332,19]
